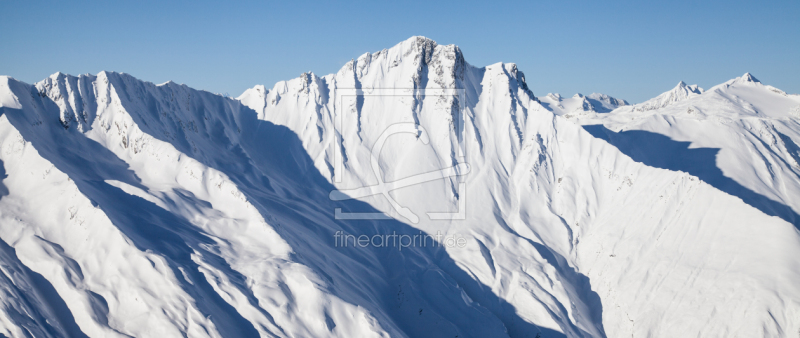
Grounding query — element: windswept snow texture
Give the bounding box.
[0,37,799,337]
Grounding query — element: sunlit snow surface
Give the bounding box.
[0,37,799,337]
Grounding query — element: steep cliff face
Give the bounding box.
[0,36,798,338]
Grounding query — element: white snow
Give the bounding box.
[0,36,798,338]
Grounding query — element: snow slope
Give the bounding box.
[0,37,798,337]
[578,73,800,226]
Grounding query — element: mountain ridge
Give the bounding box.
[0,37,799,338]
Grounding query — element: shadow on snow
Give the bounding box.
[0,76,582,337]
[583,124,799,229]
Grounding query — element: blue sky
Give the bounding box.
[1,0,797,103]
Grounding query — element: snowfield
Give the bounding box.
[0,36,798,337]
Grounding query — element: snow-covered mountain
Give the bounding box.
[0,36,799,337]
[538,93,628,117]
[628,81,704,112]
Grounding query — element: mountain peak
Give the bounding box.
[406,35,437,45]
[737,72,760,84]
[49,71,67,80]
[673,81,702,92]
[632,80,704,111]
